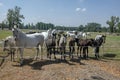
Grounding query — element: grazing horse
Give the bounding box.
[3,36,16,61]
[94,35,106,59]
[45,36,56,59]
[12,27,44,66]
[77,38,95,59]
[59,34,67,60]
[69,37,76,59]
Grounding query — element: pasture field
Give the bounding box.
[0,29,120,80]
[0,29,120,60]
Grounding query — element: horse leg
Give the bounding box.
[95,47,99,59]
[69,46,71,58]
[83,47,86,59]
[60,47,63,60]
[80,47,82,58]
[77,46,79,57]
[72,46,75,59]
[40,44,43,60]
[36,47,39,60]
[49,48,52,59]
[10,51,12,61]
[97,47,100,58]
[64,47,66,60]
[53,47,56,59]
[19,48,24,66]
[12,51,15,62]
[86,47,88,58]
[47,48,49,58]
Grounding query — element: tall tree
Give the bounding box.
[14,6,24,27]
[78,25,84,31]
[106,16,119,33]
[7,6,24,29]
[7,9,14,30]
[85,22,101,32]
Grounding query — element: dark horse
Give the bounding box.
[76,38,95,59]
[69,37,76,59]
[45,37,56,59]
[94,35,106,59]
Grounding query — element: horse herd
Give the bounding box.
[2,27,106,66]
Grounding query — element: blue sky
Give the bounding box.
[0,0,120,27]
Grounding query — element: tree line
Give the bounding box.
[0,6,120,33]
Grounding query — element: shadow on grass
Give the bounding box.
[102,53,120,61]
[103,53,116,58]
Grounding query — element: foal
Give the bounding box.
[59,34,67,60]
[77,38,94,59]
[69,37,76,59]
[3,36,16,61]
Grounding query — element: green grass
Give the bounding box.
[0,30,120,60]
[0,30,12,39]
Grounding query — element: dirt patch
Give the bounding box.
[0,56,120,80]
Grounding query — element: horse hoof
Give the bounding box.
[19,63,23,66]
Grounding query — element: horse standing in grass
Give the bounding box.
[94,35,106,59]
[45,36,56,59]
[56,34,61,52]
[3,36,17,61]
[76,38,95,59]
[69,37,76,59]
[12,27,44,66]
[59,34,67,60]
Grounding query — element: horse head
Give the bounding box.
[87,38,95,47]
[12,27,23,41]
[102,35,106,43]
[47,28,53,38]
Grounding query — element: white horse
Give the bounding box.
[51,29,57,34]
[77,32,91,39]
[12,28,44,66]
[66,31,76,38]
[41,28,52,41]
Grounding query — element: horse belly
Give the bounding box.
[25,38,38,48]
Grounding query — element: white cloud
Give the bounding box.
[0,2,3,6]
[81,8,86,12]
[75,7,87,12]
[76,8,81,12]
